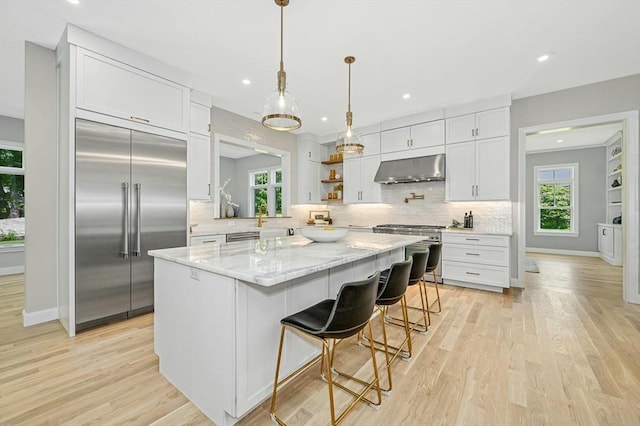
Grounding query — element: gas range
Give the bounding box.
[372,224,445,242]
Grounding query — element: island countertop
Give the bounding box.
[149,232,424,287]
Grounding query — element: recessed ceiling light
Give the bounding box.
[321,117,328,122]
[537,54,550,62]
[67,0,80,4]
[556,139,563,143]
[242,79,251,85]
[402,93,411,99]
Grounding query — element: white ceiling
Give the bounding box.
[2,0,640,137]
[526,123,622,153]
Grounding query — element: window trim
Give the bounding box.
[249,166,282,217]
[533,163,579,237]
[0,141,25,175]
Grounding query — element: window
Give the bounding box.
[533,163,578,236]
[249,167,282,217]
[1,142,25,244]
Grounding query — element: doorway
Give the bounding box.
[517,111,639,304]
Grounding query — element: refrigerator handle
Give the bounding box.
[134,183,142,257]
[121,182,129,258]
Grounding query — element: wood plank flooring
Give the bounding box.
[1,253,639,425]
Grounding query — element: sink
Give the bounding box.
[259,228,289,238]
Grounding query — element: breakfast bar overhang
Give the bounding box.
[149,232,425,425]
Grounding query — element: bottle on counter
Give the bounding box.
[464,212,469,228]
[469,211,474,228]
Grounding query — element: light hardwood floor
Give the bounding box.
[1,254,639,425]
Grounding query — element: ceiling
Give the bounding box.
[2,1,640,137]
[526,122,622,153]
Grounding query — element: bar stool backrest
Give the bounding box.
[409,249,429,285]
[425,244,442,273]
[377,258,413,305]
[321,271,381,339]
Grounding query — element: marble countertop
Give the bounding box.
[443,227,513,236]
[149,232,424,287]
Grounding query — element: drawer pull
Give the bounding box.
[465,252,480,256]
[466,272,480,275]
[465,238,480,241]
[130,115,150,123]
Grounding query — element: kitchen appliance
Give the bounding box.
[374,154,445,184]
[75,119,187,330]
[373,224,444,283]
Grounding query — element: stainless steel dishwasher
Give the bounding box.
[225,231,260,243]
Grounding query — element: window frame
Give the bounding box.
[248,166,283,217]
[533,163,579,237]
[0,141,25,175]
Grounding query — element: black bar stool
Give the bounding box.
[270,272,382,426]
[360,257,413,393]
[386,249,430,333]
[422,243,443,314]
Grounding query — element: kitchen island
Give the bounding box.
[149,232,424,425]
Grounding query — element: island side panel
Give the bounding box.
[154,259,236,425]
[235,270,329,417]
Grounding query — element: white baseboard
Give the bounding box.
[0,266,25,276]
[23,307,58,327]
[526,247,599,257]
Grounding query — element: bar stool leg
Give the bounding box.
[428,271,442,313]
[270,326,287,424]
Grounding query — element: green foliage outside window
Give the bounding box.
[1,148,25,220]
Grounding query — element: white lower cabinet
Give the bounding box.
[442,232,510,292]
[190,234,225,245]
[343,155,381,203]
[597,224,622,266]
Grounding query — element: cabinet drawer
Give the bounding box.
[442,232,509,247]
[442,261,509,288]
[76,48,189,132]
[442,244,508,266]
[190,234,225,245]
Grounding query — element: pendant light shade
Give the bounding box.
[262,0,302,131]
[336,56,364,154]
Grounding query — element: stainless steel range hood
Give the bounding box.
[374,154,445,184]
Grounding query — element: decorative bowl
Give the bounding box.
[300,227,348,242]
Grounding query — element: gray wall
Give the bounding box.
[526,147,605,251]
[24,42,58,315]
[0,115,24,142]
[510,74,640,278]
[220,154,281,217]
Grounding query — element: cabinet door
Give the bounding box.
[190,103,211,136]
[599,225,614,258]
[446,113,476,144]
[359,155,382,203]
[298,161,321,204]
[476,137,509,200]
[188,133,211,200]
[476,108,510,140]
[361,133,381,156]
[381,127,411,154]
[76,48,189,132]
[445,141,476,201]
[410,120,445,149]
[343,157,360,203]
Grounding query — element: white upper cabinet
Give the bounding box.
[343,155,381,204]
[446,136,509,201]
[381,120,445,157]
[76,48,190,133]
[297,140,326,204]
[188,133,211,200]
[190,103,211,136]
[360,132,381,156]
[446,107,510,144]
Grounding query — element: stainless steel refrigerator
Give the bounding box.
[75,119,187,330]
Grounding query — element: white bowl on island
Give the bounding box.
[301,227,348,242]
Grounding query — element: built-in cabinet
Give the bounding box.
[76,47,190,133]
[188,96,212,200]
[297,140,327,204]
[343,154,381,203]
[381,120,445,156]
[445,106,510,201]
[445,107,510,144]
[598,224,622,266]
[442,232,510,292]
[320,158,343,202]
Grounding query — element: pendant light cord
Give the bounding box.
[279,5,284,73]
[347,61,351,114]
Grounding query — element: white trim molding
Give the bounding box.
[23,307,58,327]
[526,247,599,257]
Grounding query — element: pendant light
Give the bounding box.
[262,0,302,131]
[336,56,364,154]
